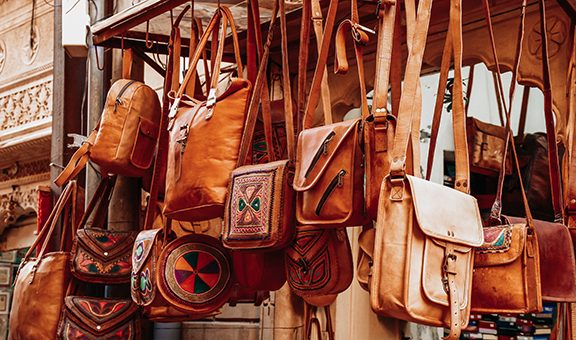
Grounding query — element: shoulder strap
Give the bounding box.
[516,85,530,139]
[296,0,311,134]
[76,176,116,229]
[311,0,334,125]
[565,32,576,218]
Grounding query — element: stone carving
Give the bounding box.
[22,25,39,65]
[0,80,52,131]
[0,187,38,235]
[528,16,566,60]
[0,159,49,182]
[0,40,5,74]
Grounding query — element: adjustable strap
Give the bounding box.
[311,0,333,125]
[303,0,340,129]
[442,244,461,340]
[53,130,97,187]
[296,0,311,133]
[371,0,396,118]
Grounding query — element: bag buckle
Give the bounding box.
[205,88,217,120]
[169,97,181,119]
[442,253,457,293]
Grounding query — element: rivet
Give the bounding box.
[571,199,576,205]
[96,325,101,330]
[104,252,108,256]
[456,182,461,187]
[463,181,468,188]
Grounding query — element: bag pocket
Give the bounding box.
[130,118,159,170]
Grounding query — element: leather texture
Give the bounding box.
[71,228,136,284]
[9,182,77,340]
[466,117,511,174]
[471,223,542,313]
[285,226,353,304]
[156,234,233,315]
[58,297,140,340]
[293,118,366,227]
[232,250,286,291]
[164,7,251,221]
[356,225,375,291]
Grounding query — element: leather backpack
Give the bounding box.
[163,6,252,222]
[54,50,161,186]
[9,181,77,340]
[223,0,296,251]
[70,176,136,284]
[370,1,484,339]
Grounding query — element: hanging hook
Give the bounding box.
[94,46,104,71]
[145,20,153,49]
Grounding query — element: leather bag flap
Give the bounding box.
[468,117,507,139]
[132,229,162,274]
[139,117,159,139]
[474,224,526,267]
[293,118,361,191]
[76,228,136,261]
[63,296,139,335]
[407,175,484,247]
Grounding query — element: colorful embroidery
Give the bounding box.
[228,170,275,238]
[478,226,512,253]
[61,318,135,339]
[75,249,131,276]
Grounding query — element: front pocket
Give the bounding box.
[315,169,347,216]
[130,118,159,170]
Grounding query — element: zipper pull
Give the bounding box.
[337,170,346,187]
[114,98,123,112]
[322,134,335,155]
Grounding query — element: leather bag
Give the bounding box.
[164,6,252,221]
[223,0,296,250]
[9,181,77,340]
[370,1,484,339]
[54,51,161,186]
[157,233,233,315]
[71,176,136,284]
[58,296,140,339]
[285,226,353,305]
[292,0,368,228]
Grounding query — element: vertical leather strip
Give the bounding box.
[311,0,334,126]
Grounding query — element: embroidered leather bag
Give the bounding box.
[70,177,136,284]
[54,51,161,186]
[285,226,353,306]
[58,296,140,339]
[223,0,295,250]
[370,1,484,339]
[9,181,77,340]
[157,233,233,314]
[164,7,252,222]
[292,0,369,228]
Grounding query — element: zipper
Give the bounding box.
[304,131,336,178]
[315,169,347,216]
[114,80,136,112]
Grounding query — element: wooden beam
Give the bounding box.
[133,47,166,76]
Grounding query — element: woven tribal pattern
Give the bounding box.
[477,226,512,253]
[74,249,131,275]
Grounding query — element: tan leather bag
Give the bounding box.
[164,7,251,221]
[9,181,77,340]
[370,1,484,339]
[223,0,296,250]
[54,51,161,186]
[292,1,369,228]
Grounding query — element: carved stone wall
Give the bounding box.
[0,79,52,131]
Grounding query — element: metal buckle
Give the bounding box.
[205,89,217,120]
[442,253,458,293]
[168,97,181,119]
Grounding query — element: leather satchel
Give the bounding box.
[58,296,140,339]
[466,117,510,174]
[292,2,370,228]
[54,51,161,186]
[223,0,296,250]
[371,1,484,339]
[71,177,136,284]
[9,181,77,340]
[285,226,353,307]
[164,7,252,222]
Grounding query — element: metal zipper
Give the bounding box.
[315,169,347,216]
[304,131,336,178]
[114,80,136,112]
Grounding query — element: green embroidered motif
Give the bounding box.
[239,198,247,211]
[251,197,261,211]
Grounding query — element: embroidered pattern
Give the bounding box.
[228,171,275,237]
[286,229,332,291]
[477,226,512,253]
[61,319,134,340]
[74,249,131,275]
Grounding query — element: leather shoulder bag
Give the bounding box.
[370,1,484,339]
[223,0,296,251]
[54,51,161,186]
[164,6,252,222]
[291,0,369,228]
[58,296,140,339]
[9,181,77,340]
[70,176,136,284]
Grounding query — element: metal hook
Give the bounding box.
[94,46,104,71]
[145,21,153,49]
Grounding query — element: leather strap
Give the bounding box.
[442,244,461,340]
[371,0,396,118]
[537,0,564,223]
[296,0,311,134]
[565,31,576,220]
[491,71,506,126]
[53,130,96,187]
[390,8,402,118]
[465,65,474,114]
[517,85,530,139]
[76,176,116,230]
[122,48,133,79]
[278,0,295,161]
[303,0,340,129]
[311,0,333,125]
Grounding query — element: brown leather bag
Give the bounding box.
[371,1,484,339]
[285,226,353,306]
[58,296,141,339]
[164,6,251,222]
[70,176,136,284]
[292,0,369,228]
[223,0,296,250]
[9,181,77,340]
[54,51,161,186]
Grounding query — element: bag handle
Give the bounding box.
[76,176,116,229]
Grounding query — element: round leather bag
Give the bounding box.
[157,234,232,314]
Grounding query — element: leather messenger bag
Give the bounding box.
[370,1,484,339]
